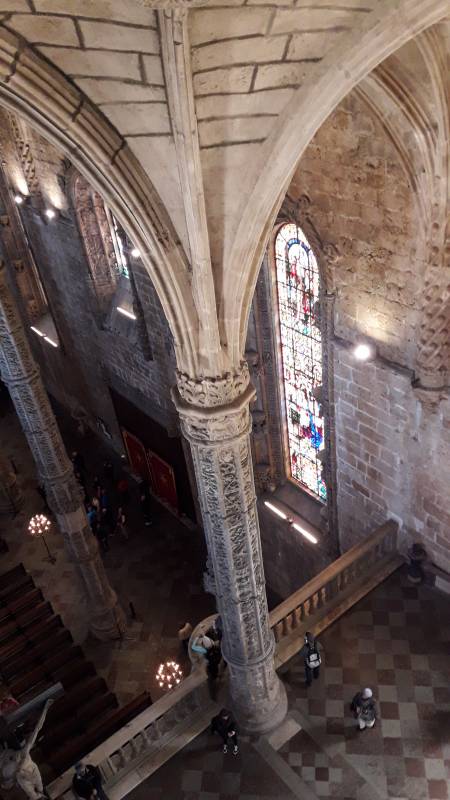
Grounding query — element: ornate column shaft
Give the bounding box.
[0,262,125,639]
[174,365,287,733]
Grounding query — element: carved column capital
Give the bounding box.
[176,361,250,408]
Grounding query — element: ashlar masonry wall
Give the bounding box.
[256,88,449,572]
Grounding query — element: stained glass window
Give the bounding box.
[275,223,326,501]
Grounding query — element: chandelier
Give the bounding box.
[28,514,56,564]
[156,661,183,691]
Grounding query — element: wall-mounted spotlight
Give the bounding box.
[44,208,56,220]
[117,306,136,321]
[130,248,140,259]
[353,342,374,362]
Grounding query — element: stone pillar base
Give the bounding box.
[230,670,288,734]
[90,601,126,641]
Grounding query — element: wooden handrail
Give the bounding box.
[269,519,398,627]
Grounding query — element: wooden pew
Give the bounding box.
[10,646,82,698]
[46,677,108,725]
[40,692,118,753]
[48,693,152,774]
[1,629,72,681]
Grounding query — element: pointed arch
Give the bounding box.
[225,0,449,366]
[0,27,199,374]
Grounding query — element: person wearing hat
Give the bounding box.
[350,688,377,730]
[298,631,323,687]
[72,762,108,800]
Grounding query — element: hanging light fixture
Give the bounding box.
[44,208,56,220]
[130,248,140,258]
[156,661,183,691]
[28,514,56,564]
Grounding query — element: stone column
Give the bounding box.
[173,364,287,733]
[0,261,125,640]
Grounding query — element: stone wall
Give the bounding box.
[18,199,179,452]
[335,344,450,574]
[248,86,449,582]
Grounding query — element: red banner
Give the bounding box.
[122,429,151,482]
[147,450,178,512]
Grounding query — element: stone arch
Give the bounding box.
[226,0,449,367]
[0,27,199,375]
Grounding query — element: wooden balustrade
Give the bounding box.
[48,519,400,800]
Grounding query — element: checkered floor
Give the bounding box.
[127,568,450,800]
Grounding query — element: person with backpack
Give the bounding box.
[210,708,239,755]
[351,687,377,730]
[298,631,323,687]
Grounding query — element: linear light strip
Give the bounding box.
[292,523,318,544]
[117,306,136,320]
[264,501,287,520]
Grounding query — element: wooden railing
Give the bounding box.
[48,519,400,799]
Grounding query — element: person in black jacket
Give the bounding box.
[211,708,239,755]
[298,631,323,687]
[72,762,108,800]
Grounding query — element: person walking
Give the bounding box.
[298,631,323,687]
[211,708,239,755]
[351,688,377,730]
[72,761,108,800]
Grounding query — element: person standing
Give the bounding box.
[351,688,377,730]
[211,708,239,755]
[72,761,108,800]
[177,622,193,652]
[115,507,129,540]
[298,631,323,687]
[139,481,153,527]
[206,643,222,701]
[86,504,97,535]
[96,510,110,552]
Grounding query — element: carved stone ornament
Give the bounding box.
[173,367,287,731]
[176,361,250,407]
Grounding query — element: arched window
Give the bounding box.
[275,222,326,501]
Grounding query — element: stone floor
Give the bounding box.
[0,402,215,704]
[126,568,450,800]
